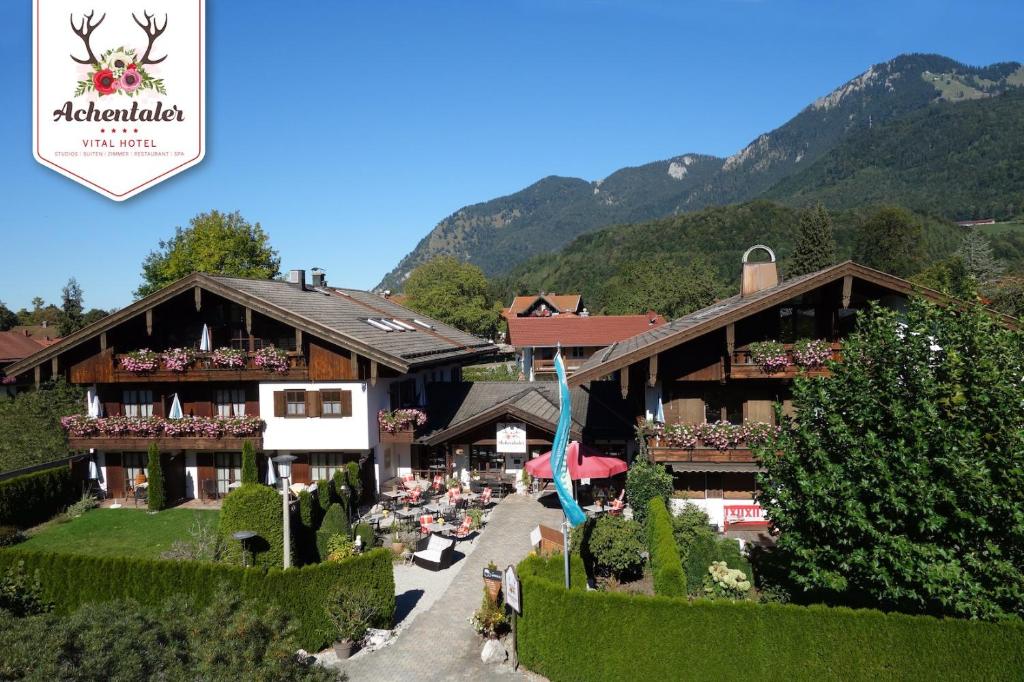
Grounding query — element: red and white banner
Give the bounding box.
[723,504,767,530]
[34,0,205,200]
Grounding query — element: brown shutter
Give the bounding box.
[340,390,353,417]
[680,398,704,425]
[273,391,286,417]
[305,390,321,418]
[745,400,774,425]
[291,456,312,485]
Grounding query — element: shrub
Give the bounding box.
[325,534,356,562]
[684,535,752,596]
[646,498,686,597]
[0,560,51,617]
[296,489,317,565]
[146,443,165,511]
[64,492,99,520]
[0,525,24,547]
[467,508,484,530]
[316,503,348,562]
[0,548,395,651]
[470,586,508,638]
[704,561,752,600]
[159,515,223,562]
[671,502,715,559]
[219,484,286,569]
[326,582,381,643]
[345,461,362,501]
[353,522,374,550]
[625,457,672,525]
[0,465,76,528]
[241,441,258,485]
[587,515,645,580]
[516,554,1024,681]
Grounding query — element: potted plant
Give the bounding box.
[389,520,405,556]
[748,340,789,373]
[483,560,502,603]
[326,584,379,659]
[470,587,507,639]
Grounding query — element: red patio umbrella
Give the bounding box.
[525,441,628,480]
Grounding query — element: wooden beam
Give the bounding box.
[51,357,58,376]
[647,353,658,387]
[194,286,202,312]
[145,309,153,336]
[245,307,252,335]
[842,275,853,309]
[620,366,629,399]
[726,323,735,356]
[370,360,378,387]
[34,365,40,387]
[99,332,107,351]
[295,328,303,349]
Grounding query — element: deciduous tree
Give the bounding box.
[757,299,1024,619]
[136,211,281,298]
[403,256,497,337]
[853,206,925,277]
[603,256,718,319]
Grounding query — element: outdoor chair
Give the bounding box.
[202,479,220,501]
[453,515,474,540]
[478,487,493,508]
[609,489,626,515]
[413,534,456,571]
[431,474,444,492]
[133,486,148,508]
[418,514,434,535]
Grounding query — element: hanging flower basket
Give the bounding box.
[655,420,781,450]
[748,341,789,373]
[119,349,159,373]
[161,347,196,373]
[61,414,264,438]
[792,338,832,368]
[252,346,289,373]
[211,347,247,369]
[377,408,427,434]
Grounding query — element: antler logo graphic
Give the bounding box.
[71,10,168,97]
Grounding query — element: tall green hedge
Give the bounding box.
[646,498,686,597]
[0,547,395,651]
[146,443,165,511]
[218,484,286,569]
[0,466,76,528]
[241,441,257,485]
[516,555,1024,681]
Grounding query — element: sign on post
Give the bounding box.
[503,565,521,614]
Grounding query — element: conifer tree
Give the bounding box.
[241,441,258,485]
[146,443,166,511]
[789,204,837,277]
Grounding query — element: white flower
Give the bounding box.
[106,50,134,72]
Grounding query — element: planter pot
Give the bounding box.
[391,542,406,555]
[484,577,502,603]
[333,639,357,660]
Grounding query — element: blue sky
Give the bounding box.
[2,0,1022,311]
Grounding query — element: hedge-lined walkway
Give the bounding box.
[338,493,562,681]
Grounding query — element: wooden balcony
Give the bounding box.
[650,446,756,463]
[533,358,586,375]
[68,435,262,452]
[728,342,839,380]
[379,425,416,444]
[111,351,308,382]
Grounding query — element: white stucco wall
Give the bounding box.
[669,496,760,530]
[260,380,380,451]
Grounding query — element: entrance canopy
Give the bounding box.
[526,441,627,480]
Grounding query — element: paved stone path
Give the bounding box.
[338,494,562,681]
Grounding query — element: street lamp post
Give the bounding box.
[272,454,297,569]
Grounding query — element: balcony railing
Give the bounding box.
[533,357,586,374]
[729,342,840,379]
[111,350,308,382]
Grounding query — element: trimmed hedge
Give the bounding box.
[646,498,686,597]
[241,440,258,485]
[146,443,165,511]
[219,484,286,569]
[0,547,395,651]
[516,555,1024,681]
[0,466,76,528]
[316,503,347,561]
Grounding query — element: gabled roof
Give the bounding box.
[568,260,1014,386]
[505,293,582,318]
[5,273,496,378]
[506,312,666,348]
[419,381,634,446]
[0,331,55,365]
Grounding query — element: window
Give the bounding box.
[215,453,242,494]
[123,452,147,490]
[285,390,305,417]
[229,327,249,351]
[311,453,345,481]
[389,380,417,409]
[470,445,505,473]
[705,394,743,425]
[215,388,246,417]
[779,305,817,343]
[123,390,153,417]
[321,387,346,413]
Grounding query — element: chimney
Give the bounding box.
[287,269,306,290]
[740,245,778,297]
[311,268,326,288]
[382,289,392,299]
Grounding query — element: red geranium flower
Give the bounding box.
[93,69,116,96]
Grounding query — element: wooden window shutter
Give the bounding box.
[340,390,352,417]
[305,390,321,418]
[680,398,704,425]
[745,400,775,425]
[273,391,286,417]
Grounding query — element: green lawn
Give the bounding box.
[18,508,219,559]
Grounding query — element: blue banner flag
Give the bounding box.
[551,351,587,527]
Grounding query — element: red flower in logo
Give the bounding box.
[93,69,116,96]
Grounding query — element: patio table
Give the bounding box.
[583,504,608,516]
[394,507,419,520]
[427,522,456,535]
[423,502,449,514]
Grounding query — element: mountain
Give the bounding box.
[377,54,1024,291]
[492,201,962,314]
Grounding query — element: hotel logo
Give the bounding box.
[34,0,205,201]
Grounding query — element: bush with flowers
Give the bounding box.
[703,560,752,600]
[377,408,427,434]
[211,347,247,369]
[747,341,789,373]
[252,346,290,373]
[119,349,159,373]
[61,414,264,439]
[74,47,166,98]
[658,420,780,451]
[161,347,195,373]
[792,338,833,368]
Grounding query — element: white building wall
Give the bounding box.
[260,380,375,451]
[669,496,759,531]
